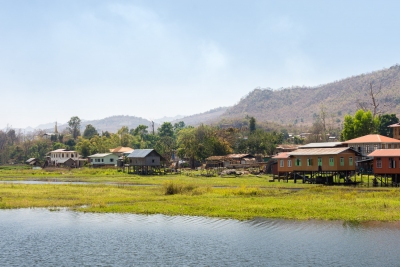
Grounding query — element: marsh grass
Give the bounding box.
[1,182,400,222]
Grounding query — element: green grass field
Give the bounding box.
[0,166,398,222]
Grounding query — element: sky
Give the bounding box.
[2,0,400,129]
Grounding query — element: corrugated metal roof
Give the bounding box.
[205,154,254,161]
[88,153,113,158]
[288,147,354,156]
[344,134,400,144]
[127,149,155,158]
[388,123,400,128]
[26,158,36,163]
[57,158,75,163]
[299,142,344,148]
[368,149,400,157]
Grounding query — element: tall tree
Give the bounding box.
[83,124,98,139]
[341,109,378,141]
[68,116,81,140]
[377,114,399,137]
[158,122,174,138]
[249,117,256,134]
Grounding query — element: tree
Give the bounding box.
[377,114,399,137]
[158,122,174,138]
[177,125,232,168]
[83,124,98,139]
[76,138,91,158]
[341,109,378,141]
[68,116,81,140]
[173,121,186,134]
[249,117,256,133]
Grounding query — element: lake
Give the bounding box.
[0,209,399,266]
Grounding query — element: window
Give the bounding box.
[280,159,284,167]
[377,158,382,168]
[288,160,292,167]
[389,158,396,168]
[110,158,114,162]
[295,158,301,166]
[340,157,344,166]
[307,158,312,166]
[329,157,334,166]
[152,159,155,163]
[349,157,353,166]
[102,159,104,162]
[374,145,377,151]
[366,146,370,153]
[318,157,322,166]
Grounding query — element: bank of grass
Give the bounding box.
[0,166,313,188]
[0,181,400,222]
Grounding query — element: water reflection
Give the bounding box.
[0,209,399,266]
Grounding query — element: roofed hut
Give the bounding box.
[126,149,165,174]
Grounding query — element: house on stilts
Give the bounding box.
[125,149,166,174]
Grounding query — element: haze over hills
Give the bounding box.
[220,65,400,126]
[21,65,400,133]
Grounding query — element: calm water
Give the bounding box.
[0,209,399,267]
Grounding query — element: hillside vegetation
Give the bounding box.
[222,65,400,126]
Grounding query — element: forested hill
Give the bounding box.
[221,65,400,125]
[172,107,228,126]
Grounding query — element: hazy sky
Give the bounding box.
[2,0,400,129]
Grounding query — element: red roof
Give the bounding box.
[272,152,290,159]
[368,149,400,157]
[343,134,400,144]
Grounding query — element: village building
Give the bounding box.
[46,149,82,167]
[109,146,134,156]
[343,134,400,173]
[368,149,400,186]
[205,154,257,168]
[125,149,165,174]
[343,134,400,158]
[388,123,400,140]
[25,158,41,167]
[274,144,299,154]
[88,153,119,167]
[272,147,361,184]
[298,142,345,149]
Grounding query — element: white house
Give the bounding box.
[88,153,119,166]
[47,149,80,167]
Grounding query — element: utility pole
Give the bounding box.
[151,121,155,135]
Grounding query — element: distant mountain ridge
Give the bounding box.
[24,65,400,133]
[36,115,156,134]
[220,65,400,125]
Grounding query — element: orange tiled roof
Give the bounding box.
[343,134,400,144]
[368,149,400,157]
